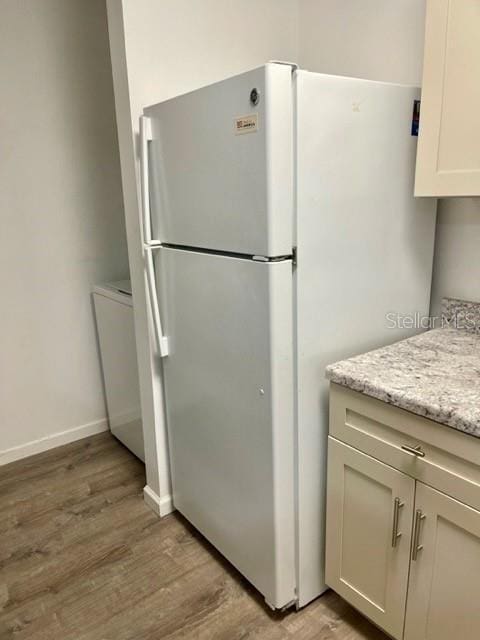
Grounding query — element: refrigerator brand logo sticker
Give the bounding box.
[235,114,258,135]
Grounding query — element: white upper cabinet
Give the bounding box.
[415,0,480,196]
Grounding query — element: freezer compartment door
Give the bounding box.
[156,247,295,608]
[145,64,293,257]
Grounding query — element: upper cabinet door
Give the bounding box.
[415,0,480,196]
[325,437,415,640]
[404,483,480,640]
[145,64,293,257]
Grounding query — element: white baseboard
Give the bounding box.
[0,418,109,466]
[143,484,174,517]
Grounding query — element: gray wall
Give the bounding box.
[0,0,129,461]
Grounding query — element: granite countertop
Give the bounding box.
[326,298,480,438]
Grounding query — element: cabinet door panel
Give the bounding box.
[326,437,415,640]
[415,0,480,196]
[405,483,480,640]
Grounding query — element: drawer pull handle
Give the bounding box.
[391,497,404,548]
[401,444,425,458]
[411,509,426,561]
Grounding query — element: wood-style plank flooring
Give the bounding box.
[0,433,388,639]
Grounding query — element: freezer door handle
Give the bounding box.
[140,115,169,358]
[140,115,154,244]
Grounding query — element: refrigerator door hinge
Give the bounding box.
[264,596,298,612]
[268,60,299,72]
[252,254,293,263]
[281,598,298,612]
[252,254,294,263]
[144,241,162,250]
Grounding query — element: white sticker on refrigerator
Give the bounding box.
[234,114,258,135]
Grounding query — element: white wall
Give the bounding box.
[106,0,298,512]
[298,0,426,85]
[0,0,129,463]
[430,199,480,317]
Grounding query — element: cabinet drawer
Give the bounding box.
[330,383,480,512]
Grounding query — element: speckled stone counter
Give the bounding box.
[326,298,480,438]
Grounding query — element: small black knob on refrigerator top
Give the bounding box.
[250,88,260,106]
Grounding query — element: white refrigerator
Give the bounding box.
[140,63,436,610]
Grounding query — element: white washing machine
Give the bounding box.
[93,280,144,461]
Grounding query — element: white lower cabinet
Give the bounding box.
[326,438,415,640]
[326,384,480,640]
[404,483,480,640]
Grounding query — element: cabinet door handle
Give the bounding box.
[411,509,426,561]
[391,497,405,547]
[401,444,426,458]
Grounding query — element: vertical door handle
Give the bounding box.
[411,509,426,561]
[391,497,404,547]
[140,115,154,245]
[140,116,169,358]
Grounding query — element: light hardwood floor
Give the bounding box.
[0,433,388,640]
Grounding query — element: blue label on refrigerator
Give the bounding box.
[411,100,420,136]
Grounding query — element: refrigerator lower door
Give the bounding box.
[156,247,296,608]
